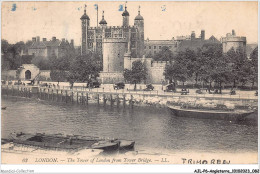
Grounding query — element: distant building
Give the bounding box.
[221,30,246,53]
[144,38,178,57]
[28,36,75,59]
[177,30,221,52]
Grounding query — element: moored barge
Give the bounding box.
[168,105,255,120]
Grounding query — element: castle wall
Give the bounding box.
[124,57,167,84]
[1,70,17,80]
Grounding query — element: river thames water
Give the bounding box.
[1,96,258,155]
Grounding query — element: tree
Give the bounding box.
[248,46,258,88]
[67,54,100,88]
[123,60,147,90]
[164,49,195,87]
[153,46,174,62]
[225,46,250,88]
[209,55,230,93]
[31,56,51,70]
[200,43,224,91]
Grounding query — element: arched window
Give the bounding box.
[25,70,31,80]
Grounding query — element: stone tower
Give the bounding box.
[81,5,90,55]
[102,38,127,72]
[122,5,130,27]
[221,30,246,53]
[134,6,144,57]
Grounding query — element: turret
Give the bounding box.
[134,6,144,57]
[99,11,107,27]
[122,4,129,27]
[81,5,90,55]
[201,30,205,40]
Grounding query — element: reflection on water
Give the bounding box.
[1,96,258,154]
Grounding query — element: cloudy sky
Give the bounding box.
[2,1,258,46]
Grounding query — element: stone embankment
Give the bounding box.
[1,85,258,110]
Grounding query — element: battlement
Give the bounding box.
[151,61,167,67]
[89,25,138,30]
[103,38,127,43]
[88,26,102,30]
[221,36,246,43]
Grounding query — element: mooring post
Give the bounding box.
[48,89,50,100]
[77,92,79,104]
[116,94,119,107]
[71,92,74,103]
[6,86,9,97]
[39,88,41,99]
[97,94,99,105]
[123,94,126,108]
[81,92,84,105]
[52,89,54,101]
[56,90,59,102]
[86,93,88,105]
[130,95,133,108]
[103,94,106,105]
[61,90,63,102]
[110,94,113,106]
[12,86,14,96]
[65,90,68,103]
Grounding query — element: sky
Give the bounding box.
[1,1,258,46]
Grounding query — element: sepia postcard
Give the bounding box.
[1,1,259,173]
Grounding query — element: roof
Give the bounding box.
[29,40,61,49]
[122,7,129,16]
[30,41,46,49]
[44,40,61,47]
[178,37,221,51]
[135,14,143,20]
[80,11,90,20]
[144,40,176,45]
[99,19,107,25]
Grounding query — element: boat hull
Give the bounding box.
[168,106,254,120]
[7,133,119,153]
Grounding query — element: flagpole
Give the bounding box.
[97,5,98,27]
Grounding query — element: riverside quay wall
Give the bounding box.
[1,85,258,110]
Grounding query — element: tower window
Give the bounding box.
[149,46,151,49]
[154,46,156,49]
[159,46,161,49]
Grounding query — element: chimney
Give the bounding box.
[201,30,205,40]
[232,29,236,36]
[43,38,47,41]
[70,39,74,47]
[52,37,56,41]
[32,37,36,42]
[191,31,195,40]
[36,36,40,42]
[62,38,65,42]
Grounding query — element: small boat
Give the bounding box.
[114,139,135,151]
[1,107,7,110]
[72,135,135,151]
[168,105,255,120]
[6,132,119,153]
